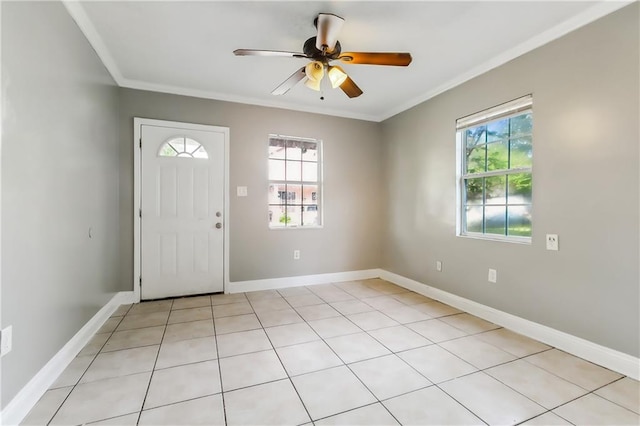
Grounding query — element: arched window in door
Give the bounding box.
[158,136,209,159]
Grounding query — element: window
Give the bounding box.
[159,136,208,159]
[457,95,533,242]
[268,135,322,228]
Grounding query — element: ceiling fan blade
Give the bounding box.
[234,49,307,58]
[271,67,306,95]
[339,52,412,66]
[315,13,345,53]
[340,76,363,98]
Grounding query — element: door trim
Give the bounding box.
[133,117,230,302]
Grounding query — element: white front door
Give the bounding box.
[141,123,225,299]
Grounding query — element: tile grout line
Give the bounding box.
[323,281,432,425]
[134,298,174,425]
[297,282,420,424]
[334,282,474,425]
[248,290,316,425]
[285,283,401,424]
[44,308,129,426]
[589,376,640,414]
[332,283,497,425]
[210,292,241,426]
[547,377,640,419]
[300,281,544,425]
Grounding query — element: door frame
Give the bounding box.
[133,117,230,302]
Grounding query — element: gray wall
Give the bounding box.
[1,2,120,407]
[381,4,639,357]
[118,89,383,286]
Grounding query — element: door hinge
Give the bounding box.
[139,208,142,218]
[139,138,142,149]
[139,276,142,287]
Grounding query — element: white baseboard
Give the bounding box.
[380,270,640,380]
[227,269,382,294]
[1,291,135,426]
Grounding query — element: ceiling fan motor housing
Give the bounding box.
[303,37,342,61]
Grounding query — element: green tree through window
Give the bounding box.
[457,96,533,240]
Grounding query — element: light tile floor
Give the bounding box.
[22,279,640,425]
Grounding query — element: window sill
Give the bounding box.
[458,233,531,245]
[269,225,324,231]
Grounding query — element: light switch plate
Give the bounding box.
[436,261,442,272]
[546,234,559,251]
[236,186,248,197]
[488,269,497,283]
[1,326,13,357]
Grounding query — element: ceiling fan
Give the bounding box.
[234,13,412,99]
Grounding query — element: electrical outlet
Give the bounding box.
[546,234,559,251]
[436,260,442,272]
[293,250,300,260]
[488,269,497,283]
[236,186,248,197]
[1,326,13,357]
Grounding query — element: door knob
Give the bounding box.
[215,223,222,229]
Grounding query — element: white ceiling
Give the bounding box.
[65,1,629,122]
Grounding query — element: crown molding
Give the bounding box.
[118,78,381,122]
[379,0,635,121]
[62,1,124,85]
[63,1,633,124]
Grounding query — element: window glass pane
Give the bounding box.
[269,205,286,228]
[302,185,318,205]
[269,159,286,180]
[465,178,483,205]
[465,126,486,146]
[487,119,509,142]
[287,142,302,160]
[302,162,317,182]
[508,205,532,237]
[287,184,302,202]
[484,205,506,235]
[485,175,506,205]
[301,142,318,162]
[160,143,177,157]
[466,145,486,174]
[507,173,532,204]
[269,138,286,159]
[193,146,208,159]
[285,205,301,227]
[286,160,301,181]
[509,137,532,169]
[169,138,184,153]
[465,206,483,233]
[303,205,319,226]
[510,113,532,136]
[487,140,509,171]
[269,183,286,204]
[185,138,200,154]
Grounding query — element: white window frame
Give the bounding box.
[456,95,533,244]
[268,134,323,229]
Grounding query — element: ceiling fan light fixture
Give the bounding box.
[328,66,348,89]
[305,61,325,82]
[304,77,322,91]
